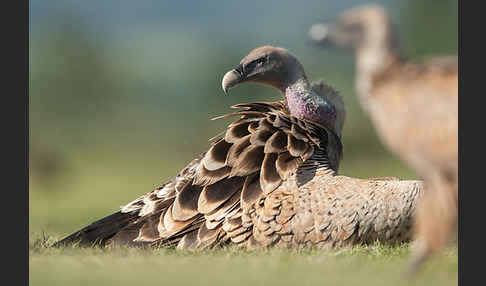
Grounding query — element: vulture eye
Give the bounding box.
[245,57,267,72]
[256,57,267,65]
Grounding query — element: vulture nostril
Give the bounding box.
[234,64,244,76]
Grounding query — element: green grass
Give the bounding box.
[29,233,457,286]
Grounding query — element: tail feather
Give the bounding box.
[52,210,140,247]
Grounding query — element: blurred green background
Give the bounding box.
[29,0,457,236]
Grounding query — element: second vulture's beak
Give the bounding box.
[308,23,334,48]
[222,64,244,95]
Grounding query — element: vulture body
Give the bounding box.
[309,4,458,271]
[55,46,423,250]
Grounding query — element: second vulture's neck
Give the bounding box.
[354,27,404,108]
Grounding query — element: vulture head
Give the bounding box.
[308,4,398,53]
[222,45,346,139]
[222,45,306,94]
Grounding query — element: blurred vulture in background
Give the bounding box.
[309,4,458,273]
[55,46,424,252]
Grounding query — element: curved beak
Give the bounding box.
[222,68,243,95]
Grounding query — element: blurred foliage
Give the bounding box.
[29,0,457,234]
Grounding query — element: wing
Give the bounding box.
[110,101,342,249]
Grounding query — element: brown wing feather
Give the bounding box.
[229,145,265,177]
[264,131,288,153]
[171,184,203,221]
[225,135,252,167]
[241,173,264,209]
[260,153,282,194]
[225,121,251,143]
[193,165,231,186]
[135,215,160,242]
[176,228,199,249]
[197,176,244,214]
[202,139,232,171]
[287,134,308,157]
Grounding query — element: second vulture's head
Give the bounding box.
[308,4,398,54]
[222,45,306,94]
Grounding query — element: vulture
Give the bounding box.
[309,4,458,272]
[54,45,423,250]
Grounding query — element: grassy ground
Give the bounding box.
[30,233,457,286]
